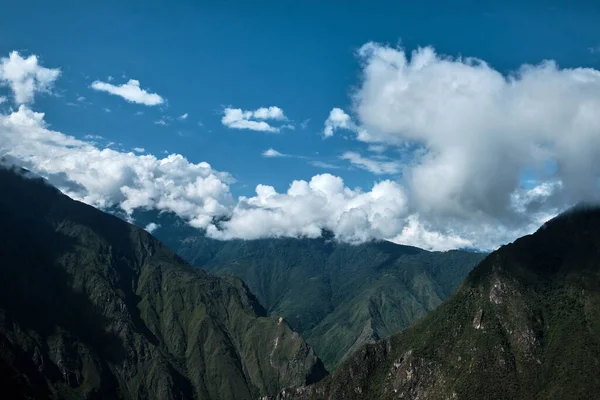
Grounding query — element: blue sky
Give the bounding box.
[1,0,600,250]
[2,0,599,194]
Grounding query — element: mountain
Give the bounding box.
[0,166,326,400]
[271,206,600,399]
[136,211,485,370]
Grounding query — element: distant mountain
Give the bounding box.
[272,206,600,399]
[135,210,485,370]
[0,167,326,400]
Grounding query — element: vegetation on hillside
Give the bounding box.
[0,167,326,400]
[272,206,600,399]
[138,210,485,370]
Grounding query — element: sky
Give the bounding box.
[1,0,600,250]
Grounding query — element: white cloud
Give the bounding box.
[0,96,6,104]
[133,147,145,153]
[0,103,560,251]
[178,113,188,120]
[91,79,164,106]
[5,46,599,252]
[340,151,401,175]
[144,222,160,233]
[346,43,600,231]
[262,148,287,157]
[0,105,234,230]
[253,107,286,120]
[0,51,60,104]
[154,119,168,126]
[222,106,290,132]
[323,108,356,137]
[77,96,86,102]
[208,174,411,244]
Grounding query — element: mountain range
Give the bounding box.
[4,164,599,400]
[131,210,485,370]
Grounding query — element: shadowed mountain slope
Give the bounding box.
[0,167,326,400]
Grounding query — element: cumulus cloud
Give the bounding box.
[340,151,401,175]
[0,51,60,104]
[208,174,410,244]
[0,105,234,229]
[1,103,560,250]
[4,47,598,251]
[222,106,290,132]
[91,79,164,106]
[323,107,356,137]
[178,113,188,120]
[345,43,600,230]
[133,147,145,153]
[262,148,287,157]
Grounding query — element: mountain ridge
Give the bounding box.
[133,210,485,370]
[0,166,326,399]
[269,205,600,399]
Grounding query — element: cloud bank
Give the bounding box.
[4,47,600,251]
[207,174,410,244]
[0,105,234,229]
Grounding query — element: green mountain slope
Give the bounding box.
[140,212,485,370]
[272,206,600,400]
[0,166,326,400]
